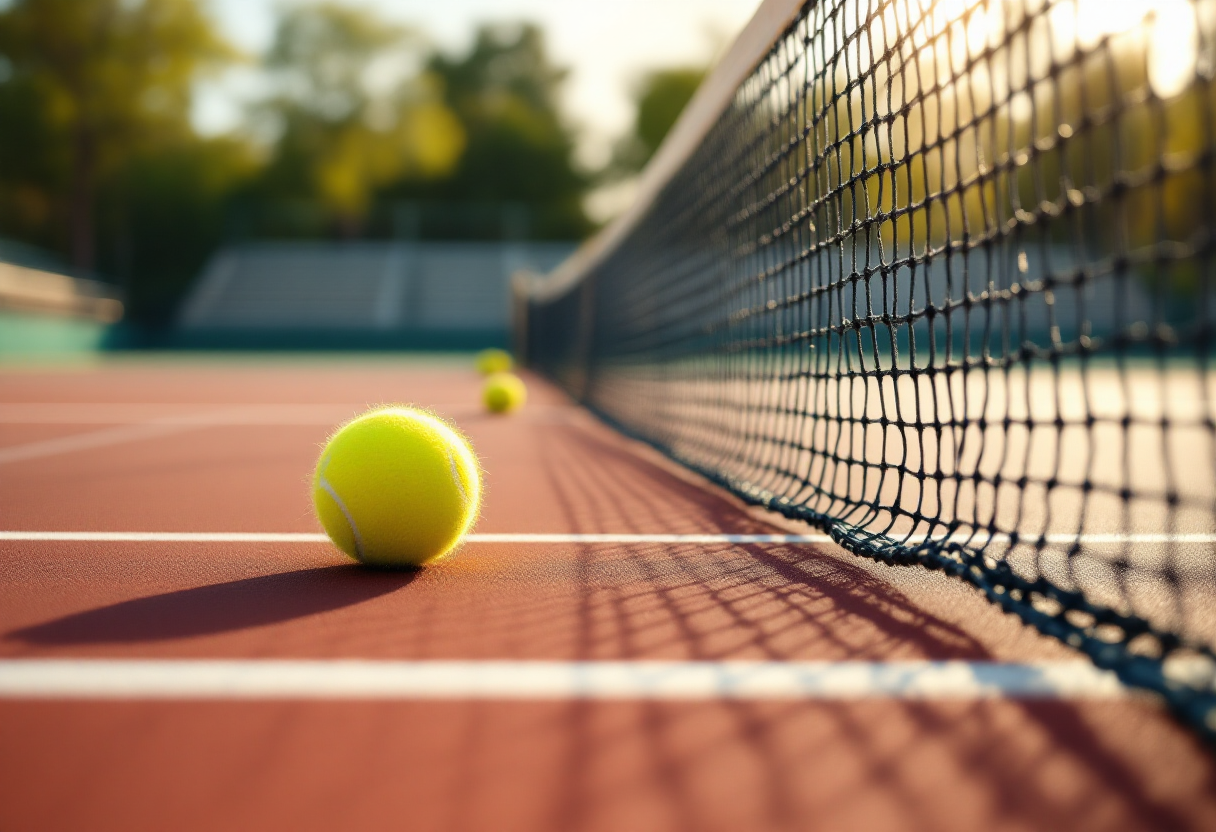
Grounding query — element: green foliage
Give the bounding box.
[0,2,599,324]
[613,68,706,173]
[0,0,235,271]
[255,3,464,229]
[0,62,66,248]
[404,24,592,239]
[99,138,256,323]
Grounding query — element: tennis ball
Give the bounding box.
[483,372,527,414]
[475,348,513,375]
[313,406,480,568]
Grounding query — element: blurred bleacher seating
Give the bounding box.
[177,241,574,348]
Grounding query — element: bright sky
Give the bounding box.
[196,0,763,169]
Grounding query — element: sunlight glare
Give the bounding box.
[1047,0,1199,98]
[875,0,1204,99]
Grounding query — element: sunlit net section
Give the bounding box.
[523,0,1216,740]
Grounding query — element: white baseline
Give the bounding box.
[0,659,1128,701]
[2,531,1214,545]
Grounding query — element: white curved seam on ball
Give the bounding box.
[446,447,470,506]
[318,456,365,560]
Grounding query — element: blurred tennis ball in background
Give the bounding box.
[475,348,513,375]
[483,372,527,414]
[313,406,480,567]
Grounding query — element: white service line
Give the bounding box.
[0,405,364,467]
[0,403,583,464]
[0,531,333,543]
[0,403,358,425]
[0,531,830,544]
[2,531,1214,545]
[0,422,209,466]
[0,402,573,425]
[0,659,1129,701]
[472,533,828,543]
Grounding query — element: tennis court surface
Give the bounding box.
[0,357,1214,832]
[8,0,1216,827]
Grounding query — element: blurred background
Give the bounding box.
[0,0,758,352]
[4,0,1208,356]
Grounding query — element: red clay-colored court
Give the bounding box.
[1,358,1215,832]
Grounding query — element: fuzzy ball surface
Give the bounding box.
[475,348,513,375]
[483,372,527,414]
[313,407,481,567]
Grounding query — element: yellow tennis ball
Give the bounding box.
[475,348,513,375]
[313,406,480,567]
[483,372,527,414]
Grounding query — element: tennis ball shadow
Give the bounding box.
[9,565,418,645]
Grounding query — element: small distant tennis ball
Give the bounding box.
[483,372,527,414]
[475,348,513,375]
[313,406,481,568]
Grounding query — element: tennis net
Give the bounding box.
[519,0,1216,741]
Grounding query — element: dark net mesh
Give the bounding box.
[523,0,1216,741]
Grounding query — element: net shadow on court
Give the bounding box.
[520,0,1216,742]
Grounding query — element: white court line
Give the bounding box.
[0,403,357,425]
[0,403,579,465]
[0,405,361,467]
[2,531,1214,545]
[0,531,333,543]
[0,422,209,466]
[0,659,1128,701]
[0,405,371,466]
[0,531,828,544]
[0,403,571,425]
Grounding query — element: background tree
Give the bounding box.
[101,136,255,322]
[255,3,464,235]
[611,67,706,174]
[402,23,591,239]
[0,3,600,324]
[0,0,235,274]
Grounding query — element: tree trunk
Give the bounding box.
[69,123,96,276]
